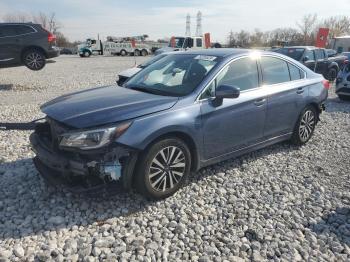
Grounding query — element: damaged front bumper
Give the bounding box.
[29,126,138,195]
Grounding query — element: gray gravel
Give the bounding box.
[1,55,350,261]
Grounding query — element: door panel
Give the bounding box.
[264,82,307,138]
[200,90,267,160]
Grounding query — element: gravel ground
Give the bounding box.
[0,55,350,261]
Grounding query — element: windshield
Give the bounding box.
[275,48,305,60]
[125,54,219,97]
[138,54,167,68]
[168,37,185,48]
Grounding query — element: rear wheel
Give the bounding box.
[338,94,350,101]
[134,49,141,56]
[291,106,317,145]
[141,49,148,56]
[135,138,191,199]
[22,49,46,71]
[328,67,338,81]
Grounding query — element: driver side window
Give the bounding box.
[200,57,259,99]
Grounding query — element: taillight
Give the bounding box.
[48,32,56,42]
[322,79,330,90]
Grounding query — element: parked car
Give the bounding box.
[341,52,350,60]
[0,23,59,70]
[274,46,347,81]
[336,61,350,100]
[116,53,169,85]
[326,49,337,57]
[30,49,329,199]
[59,48,73,55]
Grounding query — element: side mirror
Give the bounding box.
[302,56,309,62]
[216,85,240,99]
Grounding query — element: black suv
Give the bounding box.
[0,23,60,70]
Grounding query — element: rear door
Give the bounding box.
[261,56,307,138]
[303,49,316,71]
[0,25,22,64]
[314,49,328,75]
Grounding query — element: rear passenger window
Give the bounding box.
[261,56,290,85]
[288,63,302,81]
[217,57,259,91]
[315,49,325,60]
[0,25,17,37]
[196,38,203,47]
[17,25,35,34]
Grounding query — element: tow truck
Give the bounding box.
[78,36,152,57]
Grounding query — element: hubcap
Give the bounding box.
[25,53,44,69]
[299,110,315,142]
[148,146,186,192]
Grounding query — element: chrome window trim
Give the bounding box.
[196,55,257,102]
[0,24,38,39]
[196,53,308,103]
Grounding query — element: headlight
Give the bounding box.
[59,122,131,150]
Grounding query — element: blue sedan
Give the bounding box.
[30,49,329,199]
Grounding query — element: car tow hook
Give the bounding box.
[0,117,45,130]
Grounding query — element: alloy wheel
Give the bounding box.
[148,146,186,192]
[25,52,44,70]
[299,110,315,142]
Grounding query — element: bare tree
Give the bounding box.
[297,14,318,45]
[32,12,61,33]
[321,16,350,38]
[2,12,31,23]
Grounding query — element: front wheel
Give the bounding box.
[291,106,317,145]
[83,51,91,57]
[141,49,148,56]
[120,50,127,56]
[135,138,191,199]
[22,49,46,71]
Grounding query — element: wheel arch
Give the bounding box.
[140,131,200,172]
[21,46,47,59]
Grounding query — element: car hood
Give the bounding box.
[118,67,142,78]
[41,85,178,128]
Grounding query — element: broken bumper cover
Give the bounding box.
[30,132,138,195]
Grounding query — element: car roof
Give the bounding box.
[0,22,40,26]
[281,46,321,50]
[173,48,258,58]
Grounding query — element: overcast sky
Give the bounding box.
[1,0,350,43]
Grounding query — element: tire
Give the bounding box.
[291,106,318,145]
[79,54,84,58]
[328,67,338,81]
[22,49,46,71]
[135,138,191,199]
[120,50,127,56]
[338,94,350,101]
[134,49,141,56]
[141,49,148,56]
[83,51,91,57]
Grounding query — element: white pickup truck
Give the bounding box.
[154,35,210,55]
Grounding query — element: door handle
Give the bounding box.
[296,87,304,94]
[254,98,266,106]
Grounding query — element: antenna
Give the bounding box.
[196,11,202,36]
[185,14,191,36]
